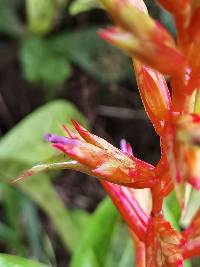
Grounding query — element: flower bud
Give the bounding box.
[99,0,186,75]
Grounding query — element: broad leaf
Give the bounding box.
[105,221,134,267]
[78,249,100,267]
[70,197,119,267]
[69,0,102,15]
[0,254,46,267]
[0,100,87,253]
[26,0,55,34]
[0,100,86,163]
[20,36,72,86]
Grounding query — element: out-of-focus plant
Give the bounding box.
[0,100,90,265]
[17,0,200,266]
[0,0,133,88]
[26,0,67,35]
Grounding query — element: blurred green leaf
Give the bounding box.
[184,260,192,267]
[164,191,181,230]
[69,0,102,15]
[70,197,119,267]
[21,196,44,260]
[19,173,80,253]
[78,249,99,267]
[41,234,57,267]
[26,0,67,34]
[26,0,55,34]
[0,0,24,37]
[1,185,27,256]
[0,254,47,267]
[0,100,87,253]
[49,28,132,82]
[70,209,90,236]
[0,222,26,256]
[106,221,134,267]
[0,100,86,163]
[159,8,176,36]
[180,189,200,228]
[117,241,134,267]
[20,36,72,86]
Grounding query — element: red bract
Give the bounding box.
[146,215,185,267]
[133,62,171,135]
[45,121,156,188]
[16,0,200,266]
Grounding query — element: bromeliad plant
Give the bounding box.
[16,0,200,266]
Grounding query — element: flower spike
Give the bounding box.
[99,0,186,75]
[98,27,185,75]
[46,121,156,188]
[14,0,200,264]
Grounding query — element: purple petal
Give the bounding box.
[120,139,128,153]
[120,139,134,155]
[44,133,76,145]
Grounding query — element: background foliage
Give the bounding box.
[0,0,197,266]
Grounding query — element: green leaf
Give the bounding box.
[180,189,200,228]
[49,28,132,82]
[19,173,80,253]
[26,0,68,34]
[164,192,181,230]
[69,0,102,15]
[70,197,119,267]
[0,254,47,267]
[70,209,90,236]
[26,0,55,34]
[184,260,192,267]
[106,221,134,267]
[0,0,24,37]
[0,222,26,255]
[159,8,176,36]
[0,100,88,253]
[118,241,134,267]
[1,185,27,256]
[0,100,86,163]
[20,36,72,86]
[78,249,99,267]
[21,196,44,260]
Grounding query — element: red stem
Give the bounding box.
[129,230,146,267]
[151,183,163,215]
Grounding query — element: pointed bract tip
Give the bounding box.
[71,119,85,132]
[62,124,77,139]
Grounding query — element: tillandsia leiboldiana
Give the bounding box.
[15,0,200,266]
